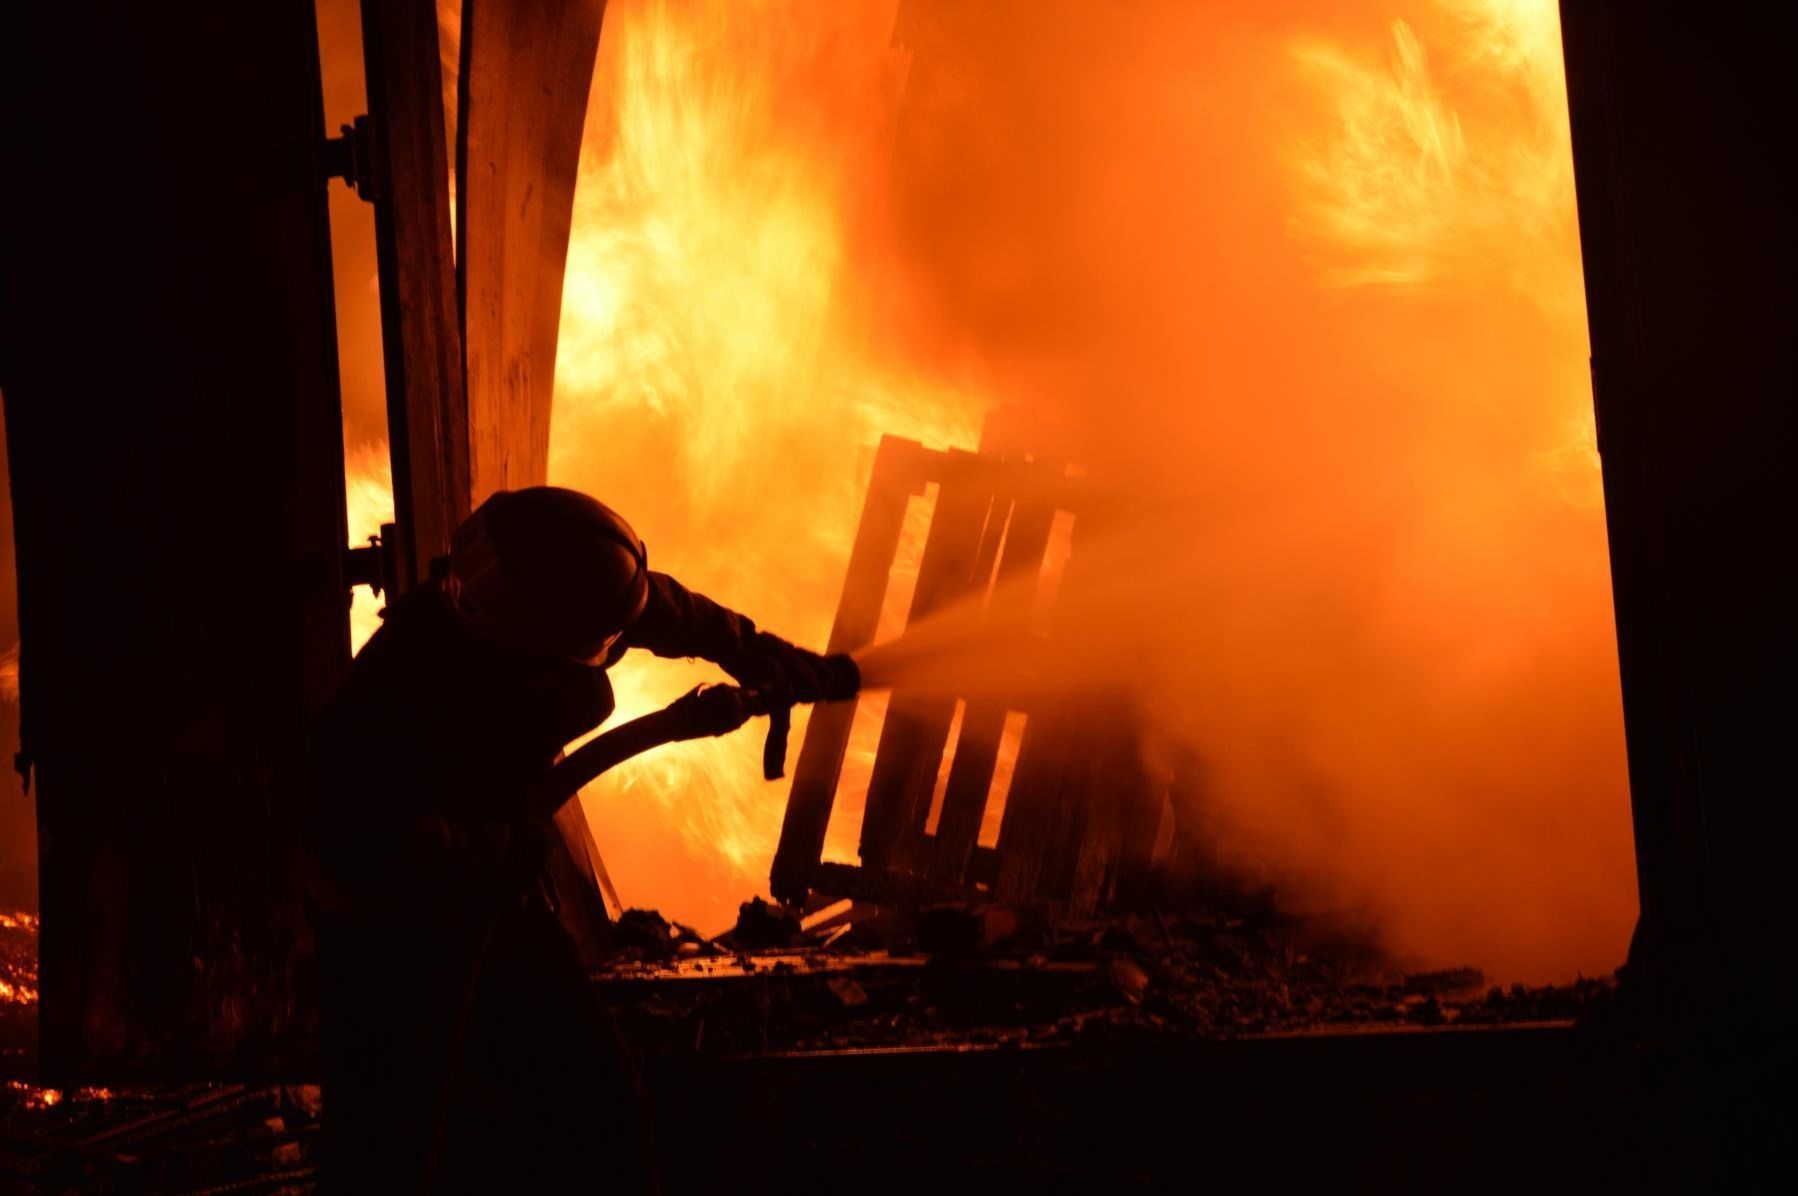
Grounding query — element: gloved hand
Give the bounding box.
[727,631,860,704]
[660,683,756,741]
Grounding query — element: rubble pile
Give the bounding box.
[600,896,1617,1056]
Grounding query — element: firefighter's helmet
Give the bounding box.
[446,487,649,664]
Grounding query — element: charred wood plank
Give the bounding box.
[1111,736,1168,909]
[927,487,1058,885]
[1059,703,1141,915]
[991,705,1079,902]
[858,452,995,869]
[772,438,929,900]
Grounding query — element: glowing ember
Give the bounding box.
[6,1080,60,1109]
[2,1079,114,1109]
[0,908,38,1006]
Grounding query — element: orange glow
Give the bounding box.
[343,442,395,656]
[0,910,39,1005]
[5,1080,60,1109]
[543,0,1633,980]
[549,0,981,931]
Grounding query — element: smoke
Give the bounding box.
[848,0,1633,982]
[501,0,1636,978]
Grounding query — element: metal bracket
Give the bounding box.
[343,521,400,598]
[321,114,382,203]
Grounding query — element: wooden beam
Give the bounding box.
[360,0,470,585]
[0,0,348,1077]
[456,0,607,501]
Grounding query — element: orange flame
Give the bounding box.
[343,442,395,656]
[318,0,1631,978]
[549,0,983,928]
[532,0,1632,981]
[1287,0,1599,499]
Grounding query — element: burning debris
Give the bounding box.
[0,1081,320,1194]
[0,912,38,1008]
[0,912,37,1077]
[599,893,1617,1059]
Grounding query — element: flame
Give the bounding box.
[0,643,17,706]
[343,442,395,656]
[549,0,983,927]
[1287,0,1599,499]
[315,0,1630,977]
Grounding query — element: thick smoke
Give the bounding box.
[855,0,1632,982]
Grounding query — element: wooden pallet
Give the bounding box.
[770,411,1163,913]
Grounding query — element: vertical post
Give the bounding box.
[456,0,608,501]
[1559,2,1795,1048]
[0,0,349,1077]
[360,0,470,585]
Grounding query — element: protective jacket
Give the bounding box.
[308,571,806,1193]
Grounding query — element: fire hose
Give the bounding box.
[528,648,860,816]
[424,674,855,1191]
[527,679,833,819]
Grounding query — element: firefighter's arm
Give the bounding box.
[620,571,758,663]
[621,572,858,703]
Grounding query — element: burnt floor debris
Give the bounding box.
[1,895,1634,1193]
